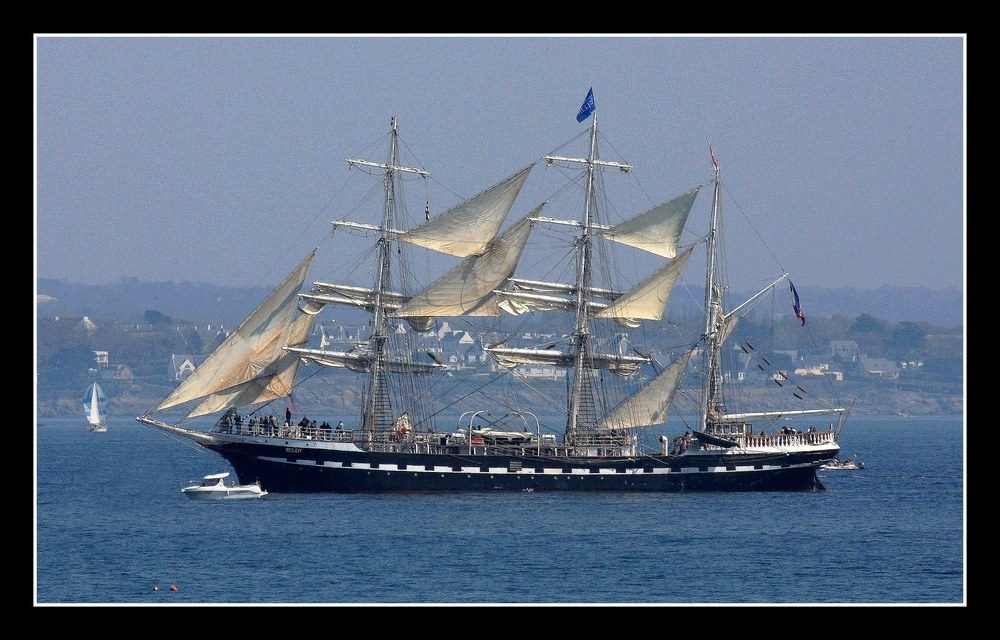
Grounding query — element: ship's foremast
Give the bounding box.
[348,117,431,436]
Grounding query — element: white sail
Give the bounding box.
[598,187,699,258]
[187,312,316,417]
[85,382,106,425]
[596,350,694,430]
[154,251,315,414]
[398,165,533,257]
[595,246,693,326]
[394,214,535,318]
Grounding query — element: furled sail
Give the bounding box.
[596,349,694,430]
[506,278,618,300]
[298,284,407,314]
[495,290,617,316]
[595,246,693,326]
[285,346,445,375]
[496,290,577,316]
[485,347,648,376]
[398,165,533,257]
[393,212,536,318]
[716,313,739,348]
[598,187,699,258]
[153,251,315,414]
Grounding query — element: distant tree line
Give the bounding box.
[36,308,962,408]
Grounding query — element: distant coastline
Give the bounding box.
[36,279,964,328]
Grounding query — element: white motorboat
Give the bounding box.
[820,457,865,471]
[181,472,267,499]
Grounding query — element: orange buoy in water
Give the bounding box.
[170,585,178,591]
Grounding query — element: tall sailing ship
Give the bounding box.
[139,91,850,492]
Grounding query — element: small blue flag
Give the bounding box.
[576,88,596,123]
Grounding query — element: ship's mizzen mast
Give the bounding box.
[701,158,723,431]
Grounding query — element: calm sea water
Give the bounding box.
[35,415,965,605]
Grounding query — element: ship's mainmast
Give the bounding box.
[544,113,633,445]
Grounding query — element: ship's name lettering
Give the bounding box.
[286,447,302,453]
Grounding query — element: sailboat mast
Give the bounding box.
[566,113,600,441]
[700,160,723,430]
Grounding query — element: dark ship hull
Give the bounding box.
[215,443,827,493]
[144,423,832,493]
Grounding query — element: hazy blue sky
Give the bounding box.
[35,35,965,292]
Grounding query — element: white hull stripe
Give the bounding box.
[255,456,816,474]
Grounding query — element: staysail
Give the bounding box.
[188,312,315,417]
[153,251,316,416]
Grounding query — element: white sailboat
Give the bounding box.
[84,382,107,433]
[138,90,849,493]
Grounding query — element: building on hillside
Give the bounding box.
[794,356,829,377]
[858,355,899,380]
[827,340,860,361]
[170,354,208,382]
[101,364,134,381]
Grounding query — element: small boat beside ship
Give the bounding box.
[820,457,865,471]
[181,472,268,499]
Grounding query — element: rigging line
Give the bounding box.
[393,133,430,180]
[144,423,211,455]
[718,179,788,278]
[418,371,518,427]
[541,127,592,161]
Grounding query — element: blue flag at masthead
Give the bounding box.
[576,88,596,122]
